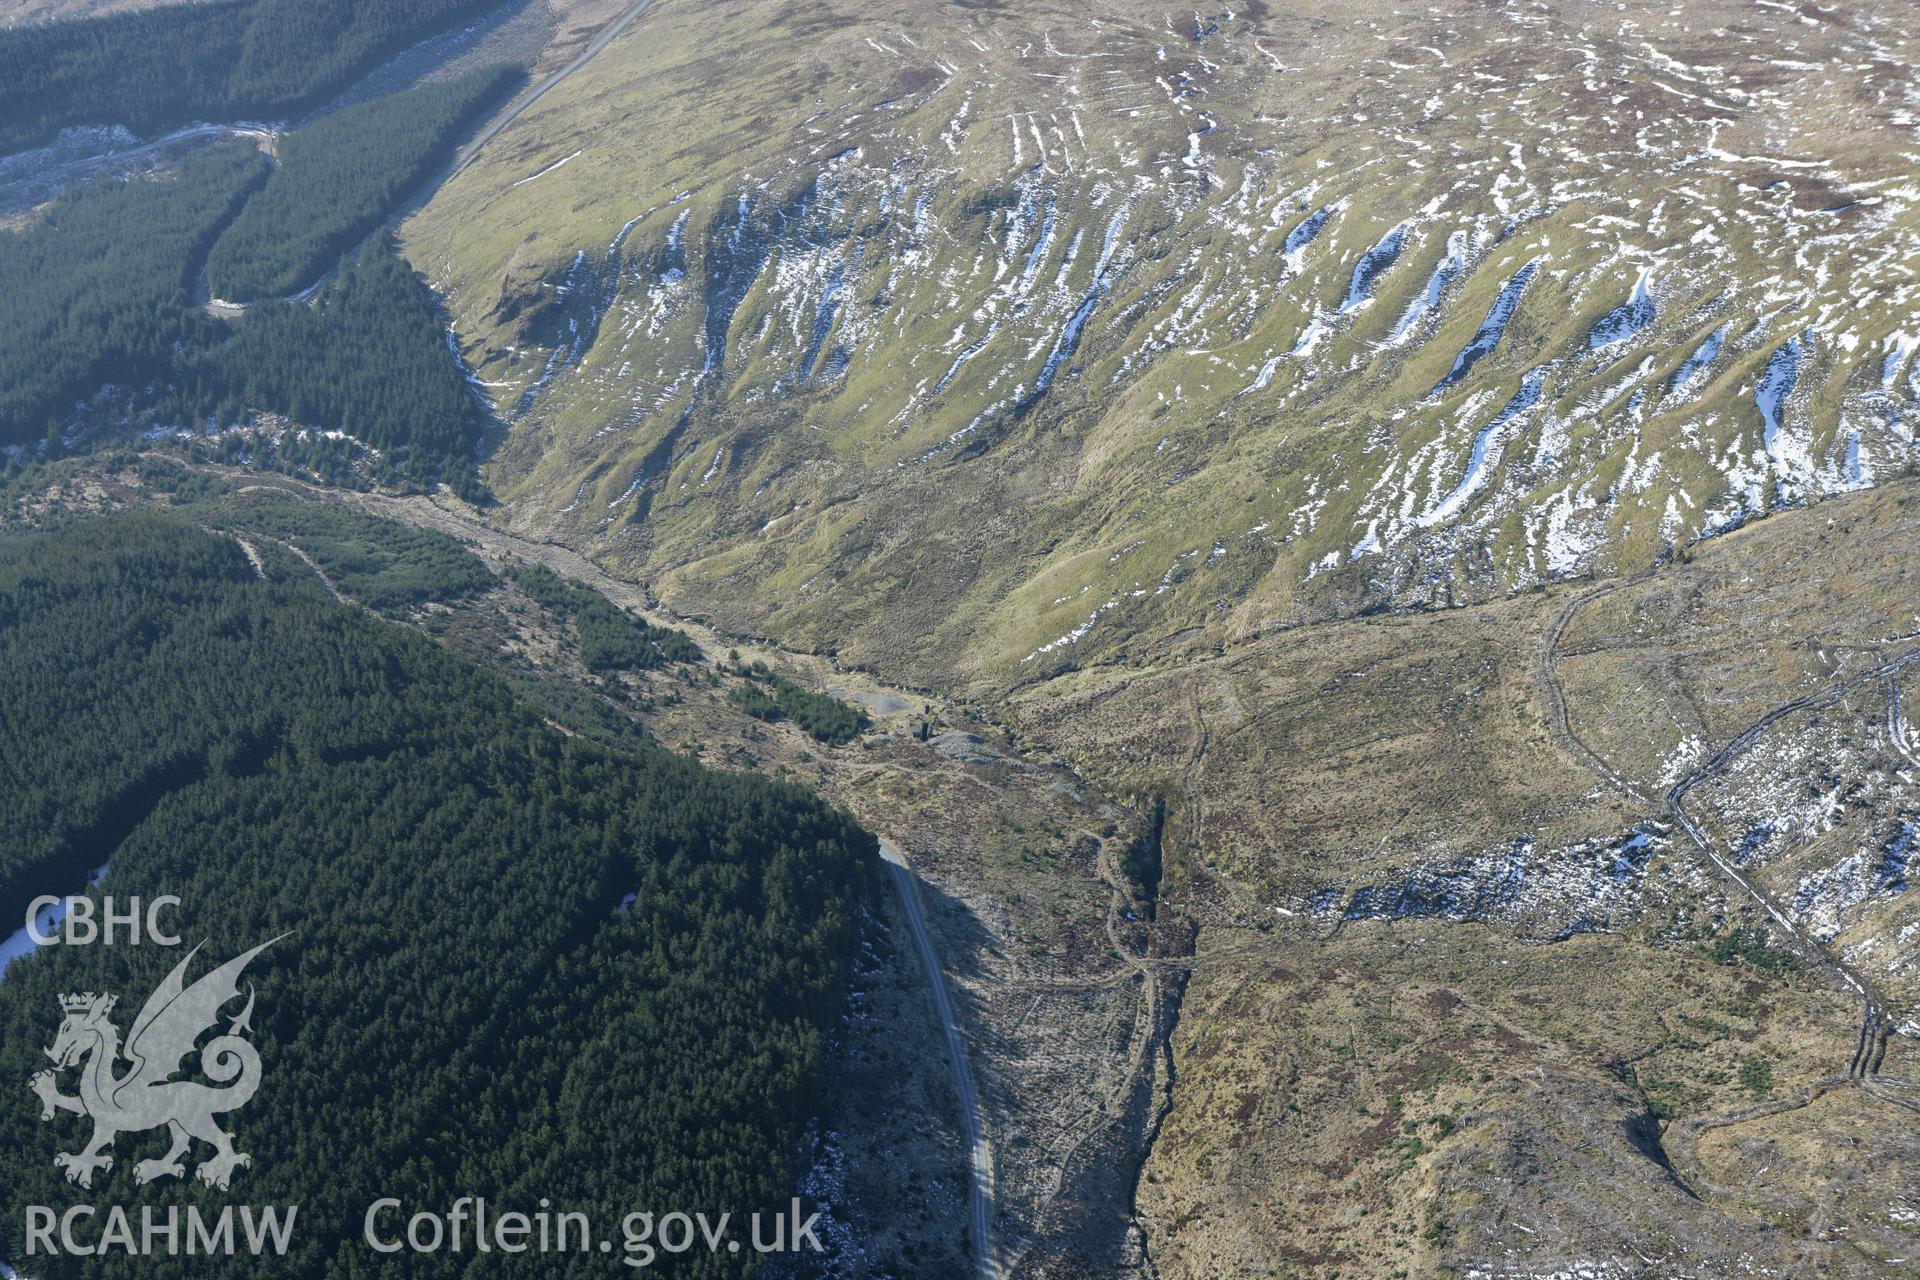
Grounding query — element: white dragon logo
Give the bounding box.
[28,938,281,1191]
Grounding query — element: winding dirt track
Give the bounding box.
[1887,673,1919,771]
[1662,643,1920,1023]
[1536,574,1657,806]
[1538,576,1918,1073]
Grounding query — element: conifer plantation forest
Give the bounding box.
[0,0,495,153]
[0,6,900,1265]
[0,515,878,1279]
[205,67,521,303]
[0,50,515,495]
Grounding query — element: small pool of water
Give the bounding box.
[0,861,109,982]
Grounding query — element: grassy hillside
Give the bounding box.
[404,0,1920,693]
